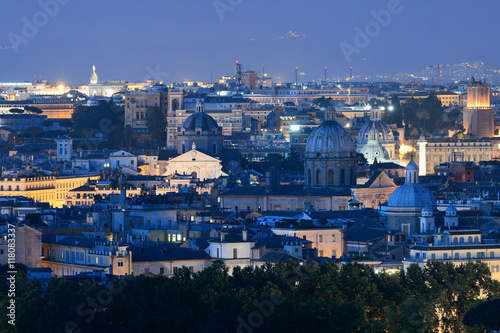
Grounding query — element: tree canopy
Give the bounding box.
[1,260,498,332]
[71,101,124,149]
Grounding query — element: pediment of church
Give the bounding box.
[367,171,397,188]
[167,149,220,163]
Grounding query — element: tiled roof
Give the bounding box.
[129,245,211,262]
[344,218,387,243]
[254,252,304,263]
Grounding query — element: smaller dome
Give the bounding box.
[387,184,436,208]
[406,158,418,171]
[181,112,219,132]
[445,203,457,216]
[357,121,394,145]
[422,205,432,213]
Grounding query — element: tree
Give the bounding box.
[72,100,124,149]
[145,107,166,147]
[463,299,500,331]
[313,97,333,108]
[8,108,24,114]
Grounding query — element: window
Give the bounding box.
[319,250,323,257]
[467,252,471,259]
[431,253,436,260]
[189,266,194,273]
[159,267,164,275]
[490,251,495,258]
[319,235,323,242]
[96,257,99,264]
[492,265,500,273]
[117,259,124,267]
[173,267,178,274]
[233,248,238,259]
[303,235,307,240]
[454,253,459,259]
[316,170,321,185]
[61,250,64,259]
[332,251,336,258]
[216,248,219,258]
[443,253,448,259]
[332,235,336,242]
[340,169,345,184]
[327,170,334,184]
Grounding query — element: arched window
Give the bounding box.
[460,237,464,243]
[307,169,312,185]
[328,170,334,185]
[316,170,322,185]
[172,99,179,111]
[340,169,345,184]
[474,236,479,243]
[468,236,473,243]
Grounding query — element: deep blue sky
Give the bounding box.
[0,0,498,85]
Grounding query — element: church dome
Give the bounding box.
[305,119,355,154]
[388,158,436,208]
[357,121,394,145]
[388,184,436,208]
[181,111,219,132]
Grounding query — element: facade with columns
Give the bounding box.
[416,136,492,175]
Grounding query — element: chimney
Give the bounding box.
[242,229,248,241]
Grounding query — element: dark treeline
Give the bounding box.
[0,261,499,333]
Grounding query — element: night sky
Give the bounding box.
[1,0,499,85]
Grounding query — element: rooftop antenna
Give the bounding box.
[295,67,298,86]
[324,67,327,84]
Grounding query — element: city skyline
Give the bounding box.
[2,0,500,85]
